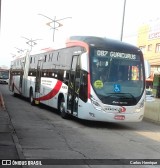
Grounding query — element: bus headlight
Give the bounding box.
[135,99,144,112]
[90,96,102,111]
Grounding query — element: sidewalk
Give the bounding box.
[0,92,20,160]
[144,98,160,124]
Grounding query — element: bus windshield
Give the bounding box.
[0,71,9,79]
[90,49,145,106]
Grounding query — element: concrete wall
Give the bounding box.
[144,99,160,123]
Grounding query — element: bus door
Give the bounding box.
[19,62,25,93]
[35,60,43,98]
[67,55,81,116]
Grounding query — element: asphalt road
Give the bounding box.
[0,84,160,168]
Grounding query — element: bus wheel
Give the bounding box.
[59,98,68,119]
[29,89,35,105]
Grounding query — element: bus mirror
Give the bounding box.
[80,53,89,72]
[144,60,151,79]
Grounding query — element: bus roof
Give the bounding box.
[67,36,141,54]
[0,69,9,71]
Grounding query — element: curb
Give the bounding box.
[143,117,160,125]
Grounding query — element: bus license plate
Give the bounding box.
[114,115,125,120]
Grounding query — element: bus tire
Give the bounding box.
[29,89,35,105]
[59,98,68,119]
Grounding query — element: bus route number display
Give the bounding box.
[96,50,137,60]
[97,50,108,57]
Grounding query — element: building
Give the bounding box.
[137,20,160,97]
[137,20,160,87]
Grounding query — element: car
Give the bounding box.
[146,89,155,102]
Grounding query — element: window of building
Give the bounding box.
[155,43,160,53]
[148,44,152,51]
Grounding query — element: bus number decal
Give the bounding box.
[97,50,108,57]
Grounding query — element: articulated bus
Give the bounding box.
[9,36,150,122]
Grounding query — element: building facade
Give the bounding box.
[137,20,160,97]
[137,20,160,82]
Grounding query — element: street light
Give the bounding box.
[38,14,72,42]
[21,36,42,51]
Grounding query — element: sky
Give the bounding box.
[0,0,160,68]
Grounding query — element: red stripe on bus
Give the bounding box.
[66,40,89,52]
[35,80,62,101]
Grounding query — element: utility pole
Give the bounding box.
[0,0,1,33]
[38,14,72,42]
[120,0,126,41]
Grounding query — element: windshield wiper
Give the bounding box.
[99,93,137,105]
[100,93,136,100]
